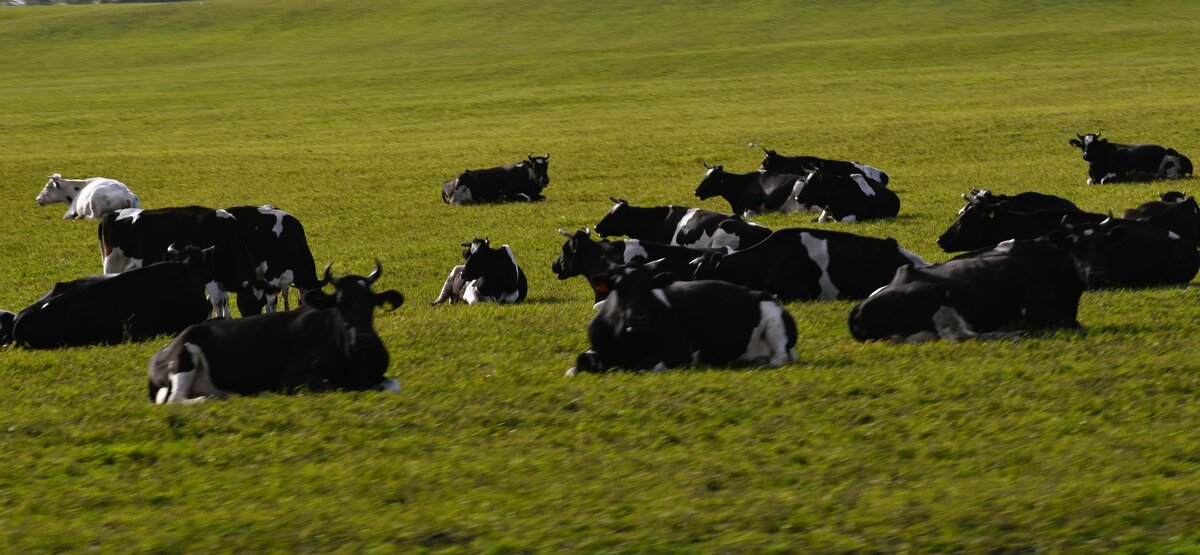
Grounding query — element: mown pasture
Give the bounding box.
[2,0,1200,551]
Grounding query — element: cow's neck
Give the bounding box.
[719,172,762,214]
[627,206,673,242]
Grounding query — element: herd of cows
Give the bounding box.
[3,131,1197,402]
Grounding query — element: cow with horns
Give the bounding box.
[441,153,551,205]
[1068,132,1193,185]
[551,228,714,301]
[433,238,528,304]
[693,162,806,217]
[757,147,889,187]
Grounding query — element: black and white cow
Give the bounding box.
[551,228,715,301]
[433,238,528,304]
[758,147,889,187]
[848,236,1085,342]
[1122,192,1200,246]
[98,206,260,318]
[693,163,805,216]
[442,153,551,205]
[1069,132,1193,185]
[594,197,735,248]
[11,245,215,349]
[567,264,797,376]
[0,310,15,346]
[710,218,773,252]
[1062,217,1199,288]
[224,205,320,315]
[147,261,405,403]
[937,202,1105,252]
[793,169,900,222]
[957,188,1080,216]
[692,228,926,301]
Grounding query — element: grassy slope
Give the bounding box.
[2,0,1200,551]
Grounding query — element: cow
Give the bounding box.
[0,310,14,346]
[432,238,528,304]
[35,173,141,220]
[793,168,900,222]
[691,228,926,301]
[710,218,772,252]
[594,197,735,248]
[147,261,405,404]
[1062,217,1199,288]
[1121,192,1200,246]
[693,163,805,216]
[848,236,1085,342]
[1069,132,1193,185]
[97,206,260,319]
[566,263,797,376]
[442,153,550,205]
[937,202,1105,252]
[11,245,215,349]
[551,228,715,301]
[957,188,1080,216]
[224,205,320,315]
[758,147,889,187]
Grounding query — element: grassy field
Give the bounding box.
[2,0,1200,551]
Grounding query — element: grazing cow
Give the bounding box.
[433,238,528,304]
[758,148,889,187]
[957,188,1080,216]
[1069,132,1193,185]
[793,169,900,222]
[1122,192,1200,246]
[224,205,320,315]
[442,153,551,205]
[1062,217,1199,288]
[567,264,797,376]
[937,202,1105,252]
[35,173,140,220]
[692,228,926,301]
[551,228,715,301]
[693,163,805,216]
[147,261,405,403]
[594,197,735,248]
[848,236,1084,342]
[0,310,14,346]
[98,206,260,318]
[11,245,214,349]
[710,218,773,252]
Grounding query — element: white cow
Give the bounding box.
[36,173,141,220]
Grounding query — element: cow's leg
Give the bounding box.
[166,370,197,403]
[432,265,465,305]
[206,281,228,319]
[566,350,605,377]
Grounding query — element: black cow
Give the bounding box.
[0,310,14,346]
[957,188,1080,216]
[710,218,773,252]
[848,236,1084,342]
[12,245,215,349]
[692,228,926,301]
[433,238,528,304]
[937,202,1105,252]
[98,206,260,318]
[693,163,805,216]
[594,197,735,248]
[551,228,715,302]
[442,153,550,205]
[1122,192,1200,246]
[1069,132,1193,185]
[793,169,900,222]
[147,261,405,403]
[224,205,320,315]
[1062,217,1199,288]
[758,147,889,187]
[567,264,797,375]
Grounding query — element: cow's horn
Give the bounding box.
[543,153,550,159]
[962,193,972,202]
[166,243,180,256]
[701,160,711,169]
[609,196,621,204]
[528,151,534,158]
[761,146,770,154]
[366,259,383,285]
[460,241,472,247]
[558,228,573,238]
[583,227,591,236]
[322,262,338,286]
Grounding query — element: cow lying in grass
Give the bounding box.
[35,173,141,220]
[433,238,528,304]
[551,228,714,301]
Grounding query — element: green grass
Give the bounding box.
[2,0,1200,551]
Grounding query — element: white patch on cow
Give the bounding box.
[1168,231,1181,240]
[115,208,143,223]
[672,208,699,246]
[155,387,170,405]
[623,240,649,263]
[1101,172,1118,184]
[463,280,481,304]
[868,285,889,298]
[650,362,668,372]
[377,379,401,393]
[704,168,716,177]
[1082,229,1095,237]
[502,245,520,278]
[257,205,287,237]
[348,327,358,348]
[799,233,839,300]
[498,289,521,303]
[742,301,794,366]
[780,178,806,213]
[817,208,836,223]
[850,174,876,197]
[898,247,927,267]
[994,239,1016,252]
[103,246,142,274]
[41,302,50,309]
[931,305,977,341]
[709,229,739,251]
[167,370,195,403]
[841,215,858,223]
[688,230,713,248]
[593,297,609,311]
[215,209,234,219]
[852,163,884,183]
[205,281,228,319]
[1086,178,1095,185]
[651,288,671,308]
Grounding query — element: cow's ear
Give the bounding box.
[302,289,336,310]
[1105,226,1129,243]
[1069,139,1082,148]
[375,290,405,311]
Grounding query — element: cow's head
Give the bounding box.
[1058,216,1132,286]
[791,168,833,212]
[936,201,1010,252]
[552,228,610,279]
[957,188,995,215]
[590,263,678,332]
[594,197,633,237]
[35,174,70,206]
[758,147,784,173]
[689,250,727,280]
[461,238,519,283]
[0,310,14,347]
[164,243,219,282]
[1068,132,1106,161]
[301,261,403,389]
[523,152,551,187]
[1160,191,1188,203]
[693,162,728,200]
[460,237,490,260]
